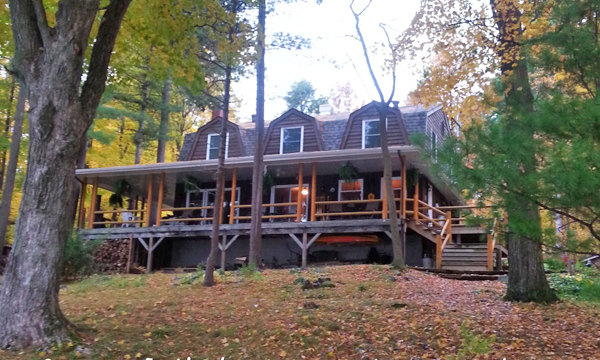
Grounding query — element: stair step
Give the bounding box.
[445,244,488,248]
[442,265,489,271]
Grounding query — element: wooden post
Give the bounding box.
[88,178,98,229]
[436,234,442,269]
[413,179,419,221]
[78,177,87,229]
[401,155,406,218]
[126,234,133,274]
[229,168,237,224]
[310,163,316,222]
[382,179,388,219]
[145,174,154,227]
[147,237,154,273]
[219,174,226,224]
[487,233,494,271]
[297,163,303,222]
[446,211,452,243]
[302,233,308,269]
[221,235,227,270]
[156,173,165,226]
[140,198,146,222]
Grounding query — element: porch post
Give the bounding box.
[401,155,406,219]
[297,163,303,222]
[487,233,494,271]
[302,233,308,269]
[310,163,316,222]
[147,237,154,273]
[436,234,442,269]
[78,177,87,229]
[219,174,226,224]
[446,211,452,243]
[145,174,154,227]
[156,173,165,226]
[88,178,98,229]
[382,179,388,219]
[413,178,419,221]
[221,234,227,270]
[229,168,237,224]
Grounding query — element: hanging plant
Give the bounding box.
[183,176,201,193]
[263,171,275,194]
[339,162,359,183]
[406,169,419,188]
[108,193,124,208]
[109,179,132,208]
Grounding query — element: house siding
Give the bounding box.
[264,112,321,155]
[188,119,244,161]
[341,107,410,149]
[426,108,449,143]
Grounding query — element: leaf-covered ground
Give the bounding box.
[2,265,600,359]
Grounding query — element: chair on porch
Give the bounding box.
[121,211,139,227]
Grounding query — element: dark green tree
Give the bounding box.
[283,79,328,114]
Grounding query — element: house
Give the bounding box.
[76,102,502,272]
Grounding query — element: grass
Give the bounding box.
[1,265,600,359]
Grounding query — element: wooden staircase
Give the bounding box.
[440,244,495,271]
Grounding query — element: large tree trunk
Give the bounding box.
[491,0,557,303]
[249,0,267,267]
[204,66,232,286]
[157,76,172,163]
[0,86,26,253]
[378,104,406,270]
[0,0,132,349]
[0,77,16,190]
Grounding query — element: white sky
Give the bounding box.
[233,0,422,122]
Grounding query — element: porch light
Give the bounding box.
[301,188,309,196]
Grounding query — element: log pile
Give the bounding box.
[93,239,130,273]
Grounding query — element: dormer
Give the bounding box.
[339,102,411,150]
[263,109,324,155]
[186,117,245,161]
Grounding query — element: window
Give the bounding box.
[280,126,304,154]
[338,179,363,201]
[206,133,229,160]
[380,177,403,199]
[362,119,381,149]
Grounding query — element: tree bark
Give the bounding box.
[204,66,232,286]
[490,0,557,303]
[0,85,26,253]
[0,77,16,190]
[157,76,172,163]
[0,0,132,349]
[134,72,149,165]
[249,0,266,267]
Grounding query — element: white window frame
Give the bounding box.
[206,133,230,160]
[338,179,364,201]
[269,183,310,218]
[279,126,304,154]
[379,176,402,199]
[361,119,388,149]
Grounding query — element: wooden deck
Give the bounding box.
[78,219,395,240]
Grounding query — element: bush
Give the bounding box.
[544,257,566,272]
[547,272,600,303]
[63,232,102,280]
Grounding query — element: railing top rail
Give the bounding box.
[315,199,382,205]
[94,209,146,215]
[437,205,494,210]
[234,202,297,209]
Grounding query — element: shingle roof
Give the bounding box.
[178,105,436,161]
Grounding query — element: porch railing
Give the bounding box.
[91,209,146,228]
[232,202,299,222]
[313,199,383,220]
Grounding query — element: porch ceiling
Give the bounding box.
[76,146,463,205]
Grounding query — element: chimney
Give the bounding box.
[319,103,334,115]
[212,108,223,119]
[392,101,400,109]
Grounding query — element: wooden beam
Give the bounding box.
[78,177,87,229]
[145,174,154,227]
[147,237,154,273]
[221,235,227,270]
[289,233,302,249]
[229,168,237,225]
[446,211,452,243]
[151,236,166,252]
[311,163,316,222]
[126,234,133,274]
[140,198,145,222]
[297,163,303,222]
[487,233,494,271]
[307,233,322,248]
[436,234,442,269]
[137,237,149,251]
[156,173,165,226]
[401,155,406,219]
[301,233,308,269]
[88,178,98,229]
[219,174,226,224]
[413,179,419,221]
[382,179,388,219]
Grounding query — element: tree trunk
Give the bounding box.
[491,0,557,303]
[249,0,266,267]
[134,74,149,165]
[157,76,172,163]
[204,67,232,286]
[0,77,16,190]
[0,86,26,252]
[0,0,132,349]
[378,104,406,270]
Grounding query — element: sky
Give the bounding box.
[233,0,422,122]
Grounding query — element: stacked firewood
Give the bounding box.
[93,239,130,273]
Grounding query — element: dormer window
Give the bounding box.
[280,126,304,154]
[362,119,381,149]
[207,133,229,160]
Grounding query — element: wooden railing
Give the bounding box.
[158,206,215,226]
[91,209,145,227]
[232,202,298,222]
[313,199,383,220]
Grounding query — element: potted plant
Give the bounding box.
[183,175,201,194]
[263,171,275,194]
[109,179,132,208]
[338,162,359,183]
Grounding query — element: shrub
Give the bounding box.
[63,232,103,280]
[544,257,566,272]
